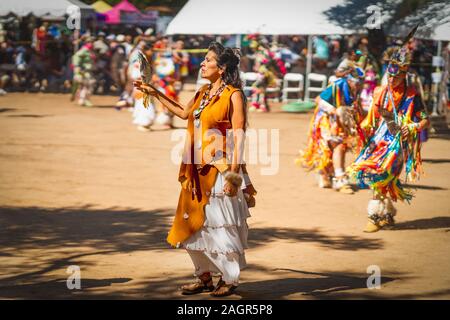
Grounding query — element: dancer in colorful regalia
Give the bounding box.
[247,35,286,112]
[128,43,156,132]
[296,67,365,194]
[71,38,96,107]
[348,34,430,233]
[152,50,178,128]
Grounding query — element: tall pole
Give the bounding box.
[305,34,313,101]
[236,34,241,48]
[431,40,443,116]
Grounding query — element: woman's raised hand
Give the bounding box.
[133,80,158,97]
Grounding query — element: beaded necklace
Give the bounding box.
[193,82,226,128]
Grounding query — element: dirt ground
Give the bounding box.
[0,87,449,300]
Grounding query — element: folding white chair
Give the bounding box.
[281,73,304,102]
[242,72,259,97]
[266,78,282,102]
[196,69,210,91]
[305,73,328,101]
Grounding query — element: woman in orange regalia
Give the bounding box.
[134,42,256,297]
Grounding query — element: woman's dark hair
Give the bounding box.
[208,41,248,129]
[208,42,243,89]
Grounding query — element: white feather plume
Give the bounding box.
[137,50,153,108]
[137,50,152,84]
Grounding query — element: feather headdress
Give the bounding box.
[384,24,419,76]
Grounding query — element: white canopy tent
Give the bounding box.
[0,0,94,18]
[402,1,450,42]
[429,22,450,42]
[0,0,96,53]
[166,0,354,100]
[166,0,351,36]
[419,21,450,42]
[417,21,450,116]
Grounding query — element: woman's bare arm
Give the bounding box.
[221,90,247,197]
[230,91,246,173]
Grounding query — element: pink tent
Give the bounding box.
[103,0,140,24]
